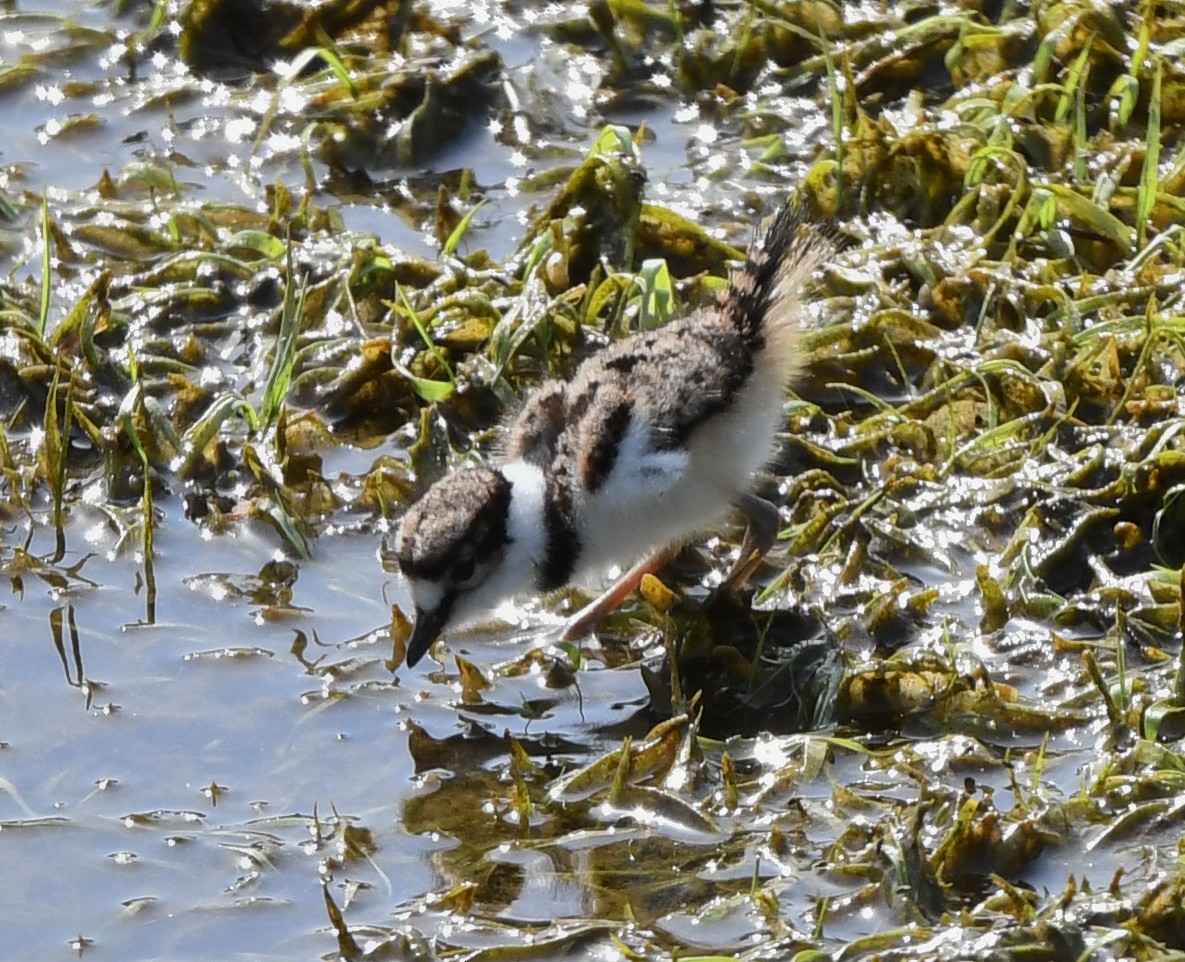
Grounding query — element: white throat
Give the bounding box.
[500,458,548,576]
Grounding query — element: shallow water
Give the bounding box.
[5,0,1185,959]
[3,517,396,956]
[2,505,656,956]
[0,1,680,950]
[0,0,717,267]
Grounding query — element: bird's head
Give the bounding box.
[396,463,544,666]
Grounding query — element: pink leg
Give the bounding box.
[561,495,781,640]
[561,546,677,641]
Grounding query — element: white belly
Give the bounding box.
[574,359,784,582]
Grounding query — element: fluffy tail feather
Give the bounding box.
[717,201,836,349]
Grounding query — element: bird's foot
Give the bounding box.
[701,493,779,612]
[561,494,779,640]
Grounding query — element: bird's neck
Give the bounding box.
[500,457,581,593]
[497,459,553,588]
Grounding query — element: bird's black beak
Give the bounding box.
[405,605,449,667]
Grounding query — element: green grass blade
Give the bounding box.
[39,192,51,338]
[392,284,456,402]
[1136,57,1162,249]
[442,199,487,257]
[259,237,306,430]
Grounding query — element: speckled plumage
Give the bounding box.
[396,201,834,667]
[397,467,510,584]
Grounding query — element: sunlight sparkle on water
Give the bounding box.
[753,734,793,770]
[82,481,104,505]
[563,62,598,119]
[98,43,122,69]
[84,522,110,545]
[321,309,350,337]
[278,85,307,114]
[265,132,303,154]
[273,57,302,81]
[35,84,65,106]
[225,117,256,143]
[203,78,230,105]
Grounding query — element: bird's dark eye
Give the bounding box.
[452,558,476,584]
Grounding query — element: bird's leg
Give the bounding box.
[562,496,781,641]
[561,546,677,641]
[719,492,780,591]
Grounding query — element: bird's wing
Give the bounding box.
[503,380,567,467]
[604,316,752,450]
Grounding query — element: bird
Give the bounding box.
[394,200,835,668]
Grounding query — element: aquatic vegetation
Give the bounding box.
[3,0,1185,958]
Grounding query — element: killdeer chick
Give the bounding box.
[396,200,834,667]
